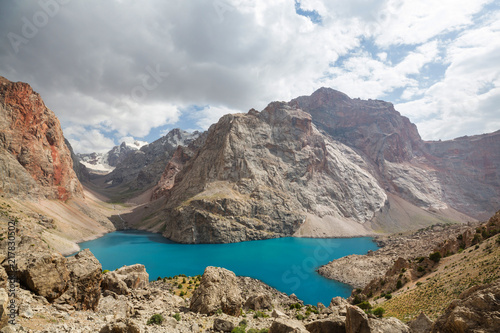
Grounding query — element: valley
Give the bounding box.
[0,75,499,332]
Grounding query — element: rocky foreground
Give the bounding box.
[1,231,499,333]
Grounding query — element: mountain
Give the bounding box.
[77,140,148,174]
[81,129,201,201]
[0,76,82,200]
[143,88,499,243]
[291,87,500,220]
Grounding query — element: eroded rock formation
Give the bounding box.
[0,76,82,200]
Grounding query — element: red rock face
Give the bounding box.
[0,76,82,200]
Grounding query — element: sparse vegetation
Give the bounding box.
[147,313,164,325]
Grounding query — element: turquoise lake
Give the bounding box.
[77,230,378,306]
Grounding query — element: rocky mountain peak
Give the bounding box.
[290,87,422,164]
[0,76,82,200]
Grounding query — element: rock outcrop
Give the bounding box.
[158,103,386,243]
[431,280,500,333]
[0,76,83,200]
[189,266,243,316]
[101,264,149,295]
[56,249,102,310]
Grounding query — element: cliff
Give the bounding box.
[0,76,82,200]
[156,103,387,243]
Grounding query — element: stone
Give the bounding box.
[268,318,308,333]
[0,288,8,327]
[102,272,130,295]
[101,264,149,296]
[431,280,500,333]
[18,303,33,319]
[98,295,132,320]
[345,305,370,333]
[369,317,410,333]
[99,318,141,333]
[190,266,243,316]
[10,251,69,301]
[213,318,235,332]
[408,312,432,333]
[272,309,288,319]
[244,293,273,310]
[115,264,149,290]
[57,249,102,310]
[305,317,346,333]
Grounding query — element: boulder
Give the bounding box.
[213,318,236,332]
[432,280,500,333]
[57,249,102,310]
[9,251,69,301]
[345,305,370,333]
[115,264,149,289]
[272,309,288,319]
[408,312,432,333]
[369,317,410,333]
[269,318,308,333]
[244,293,273,310]
[101,264,149,295]
[102,272,131,295]
[305,317,346,333]
[189,266,243,316]
[99,318,141,333]
[98,295,132,320]
[330,297,349,316]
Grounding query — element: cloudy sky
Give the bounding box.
[1,0,499,153]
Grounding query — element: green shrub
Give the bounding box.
[177,284,183,289]
[417,257,425,263]
[296,314,305,320]
[253,311,269,319]
[384,293,392,300]
[238,319,248,327]
[373,307,385,317]
[102,270,110,274]
[247,329,269,333]
[396,280,403,289]
[172,313,181,321]
[429,251,442,263]
[417,266,425,272]
[289,303,302,310]
[231,327,245,333]
[357,301,372,310]
[147,314,164,325]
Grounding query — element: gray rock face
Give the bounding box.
[369,317,410,333]
[432,280,500,333]
[189,266,243,316]
[159,103,386,243]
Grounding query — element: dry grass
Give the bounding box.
[376,235,500,321]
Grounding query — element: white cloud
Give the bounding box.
[396,12,500,140]
[0,0,498,152]
[64,126,116,154]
